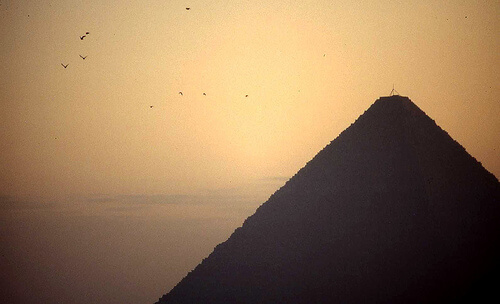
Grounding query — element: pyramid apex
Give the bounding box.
[379,94,409,100]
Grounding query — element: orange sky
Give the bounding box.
[1,0,498,201]
[1,1,499,303]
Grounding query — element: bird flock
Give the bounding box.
[61,31,89,69]
[61,8,251,109]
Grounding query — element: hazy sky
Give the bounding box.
[1,0,499,303]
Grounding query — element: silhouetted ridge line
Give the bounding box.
[156,95,499,304]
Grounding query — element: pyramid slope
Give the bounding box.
[156,96,500,304]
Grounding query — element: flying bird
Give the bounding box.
[203,93,206,96]
[79,55,87,60]
[245,95,248,97]
[186,7,190,10]
[61,63,68,68]
[80,35,86,40]
[85,32,90,35]
[179,92,183,96]
[150,105,154,108]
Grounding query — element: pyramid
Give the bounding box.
[156,96,500,303]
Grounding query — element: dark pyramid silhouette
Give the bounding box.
[156,95,500,304]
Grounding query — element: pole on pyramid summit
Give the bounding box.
[390,84,400,96]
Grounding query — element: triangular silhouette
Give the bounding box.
[156,95,499,303]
